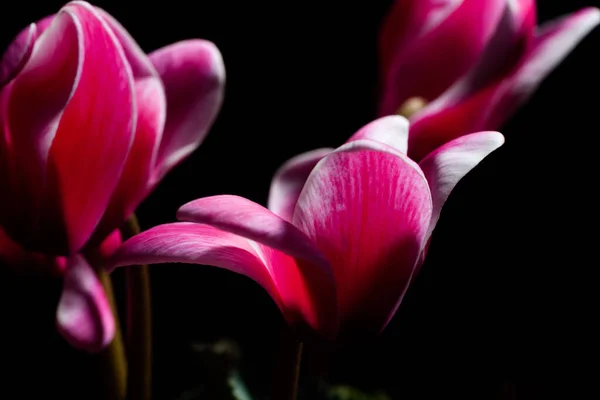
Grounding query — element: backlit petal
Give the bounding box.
[293,139,432,339]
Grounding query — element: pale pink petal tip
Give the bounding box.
[56,255,115,352]
[347,115,410,154]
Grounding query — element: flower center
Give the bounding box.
[396,96,427,119]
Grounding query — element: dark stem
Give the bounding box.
[121,214,153,400]
[96,267,128,400]
[271,324,303,400]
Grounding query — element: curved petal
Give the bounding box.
[346,115,409,153]
[2,9,83,250]
[111,222,337,338]
[150,40,225,182]
[267,148,333,222]
[91,77,166,243]
[419,131,504,244]
[177,195,331,269]
[379,0,506,116]
[11,2,136,254]
[292,139,432,339]
[409,7,599,161]
[56,254,115,353]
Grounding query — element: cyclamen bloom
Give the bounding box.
[112,116,503,342]
[379,0,600,160]
[0,1,225,351]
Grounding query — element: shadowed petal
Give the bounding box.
[293,139,432,339]
[0,227,65,275]
[150,40,225,182]
[379,0,505,116]
[267,148,333,222]
[379,0,463,83]
[56,255,115,352]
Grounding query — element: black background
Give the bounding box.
[1,0,599,399]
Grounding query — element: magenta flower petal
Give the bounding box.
[92,77,166,243]
[267,148,334,222]
[11,1,136,254]
[346,115,409,153]
[150,40,225,182]
[110,222,277,294]
[176,195,337,337]
[409,7,599,161]
[111,222,338,338]
[293,139,432,338]
[177,195,330,268]
[379,0,506,116]
[419,131,504,244]
[56,254,115,353]
[2,9,83,249]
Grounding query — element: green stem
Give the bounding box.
[96,268,128,400]
[271,324,303,400]
[121,214,153,400]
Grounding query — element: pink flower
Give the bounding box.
[379,1,599,161]
[0,1,225,351]
[111,116,503,343]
